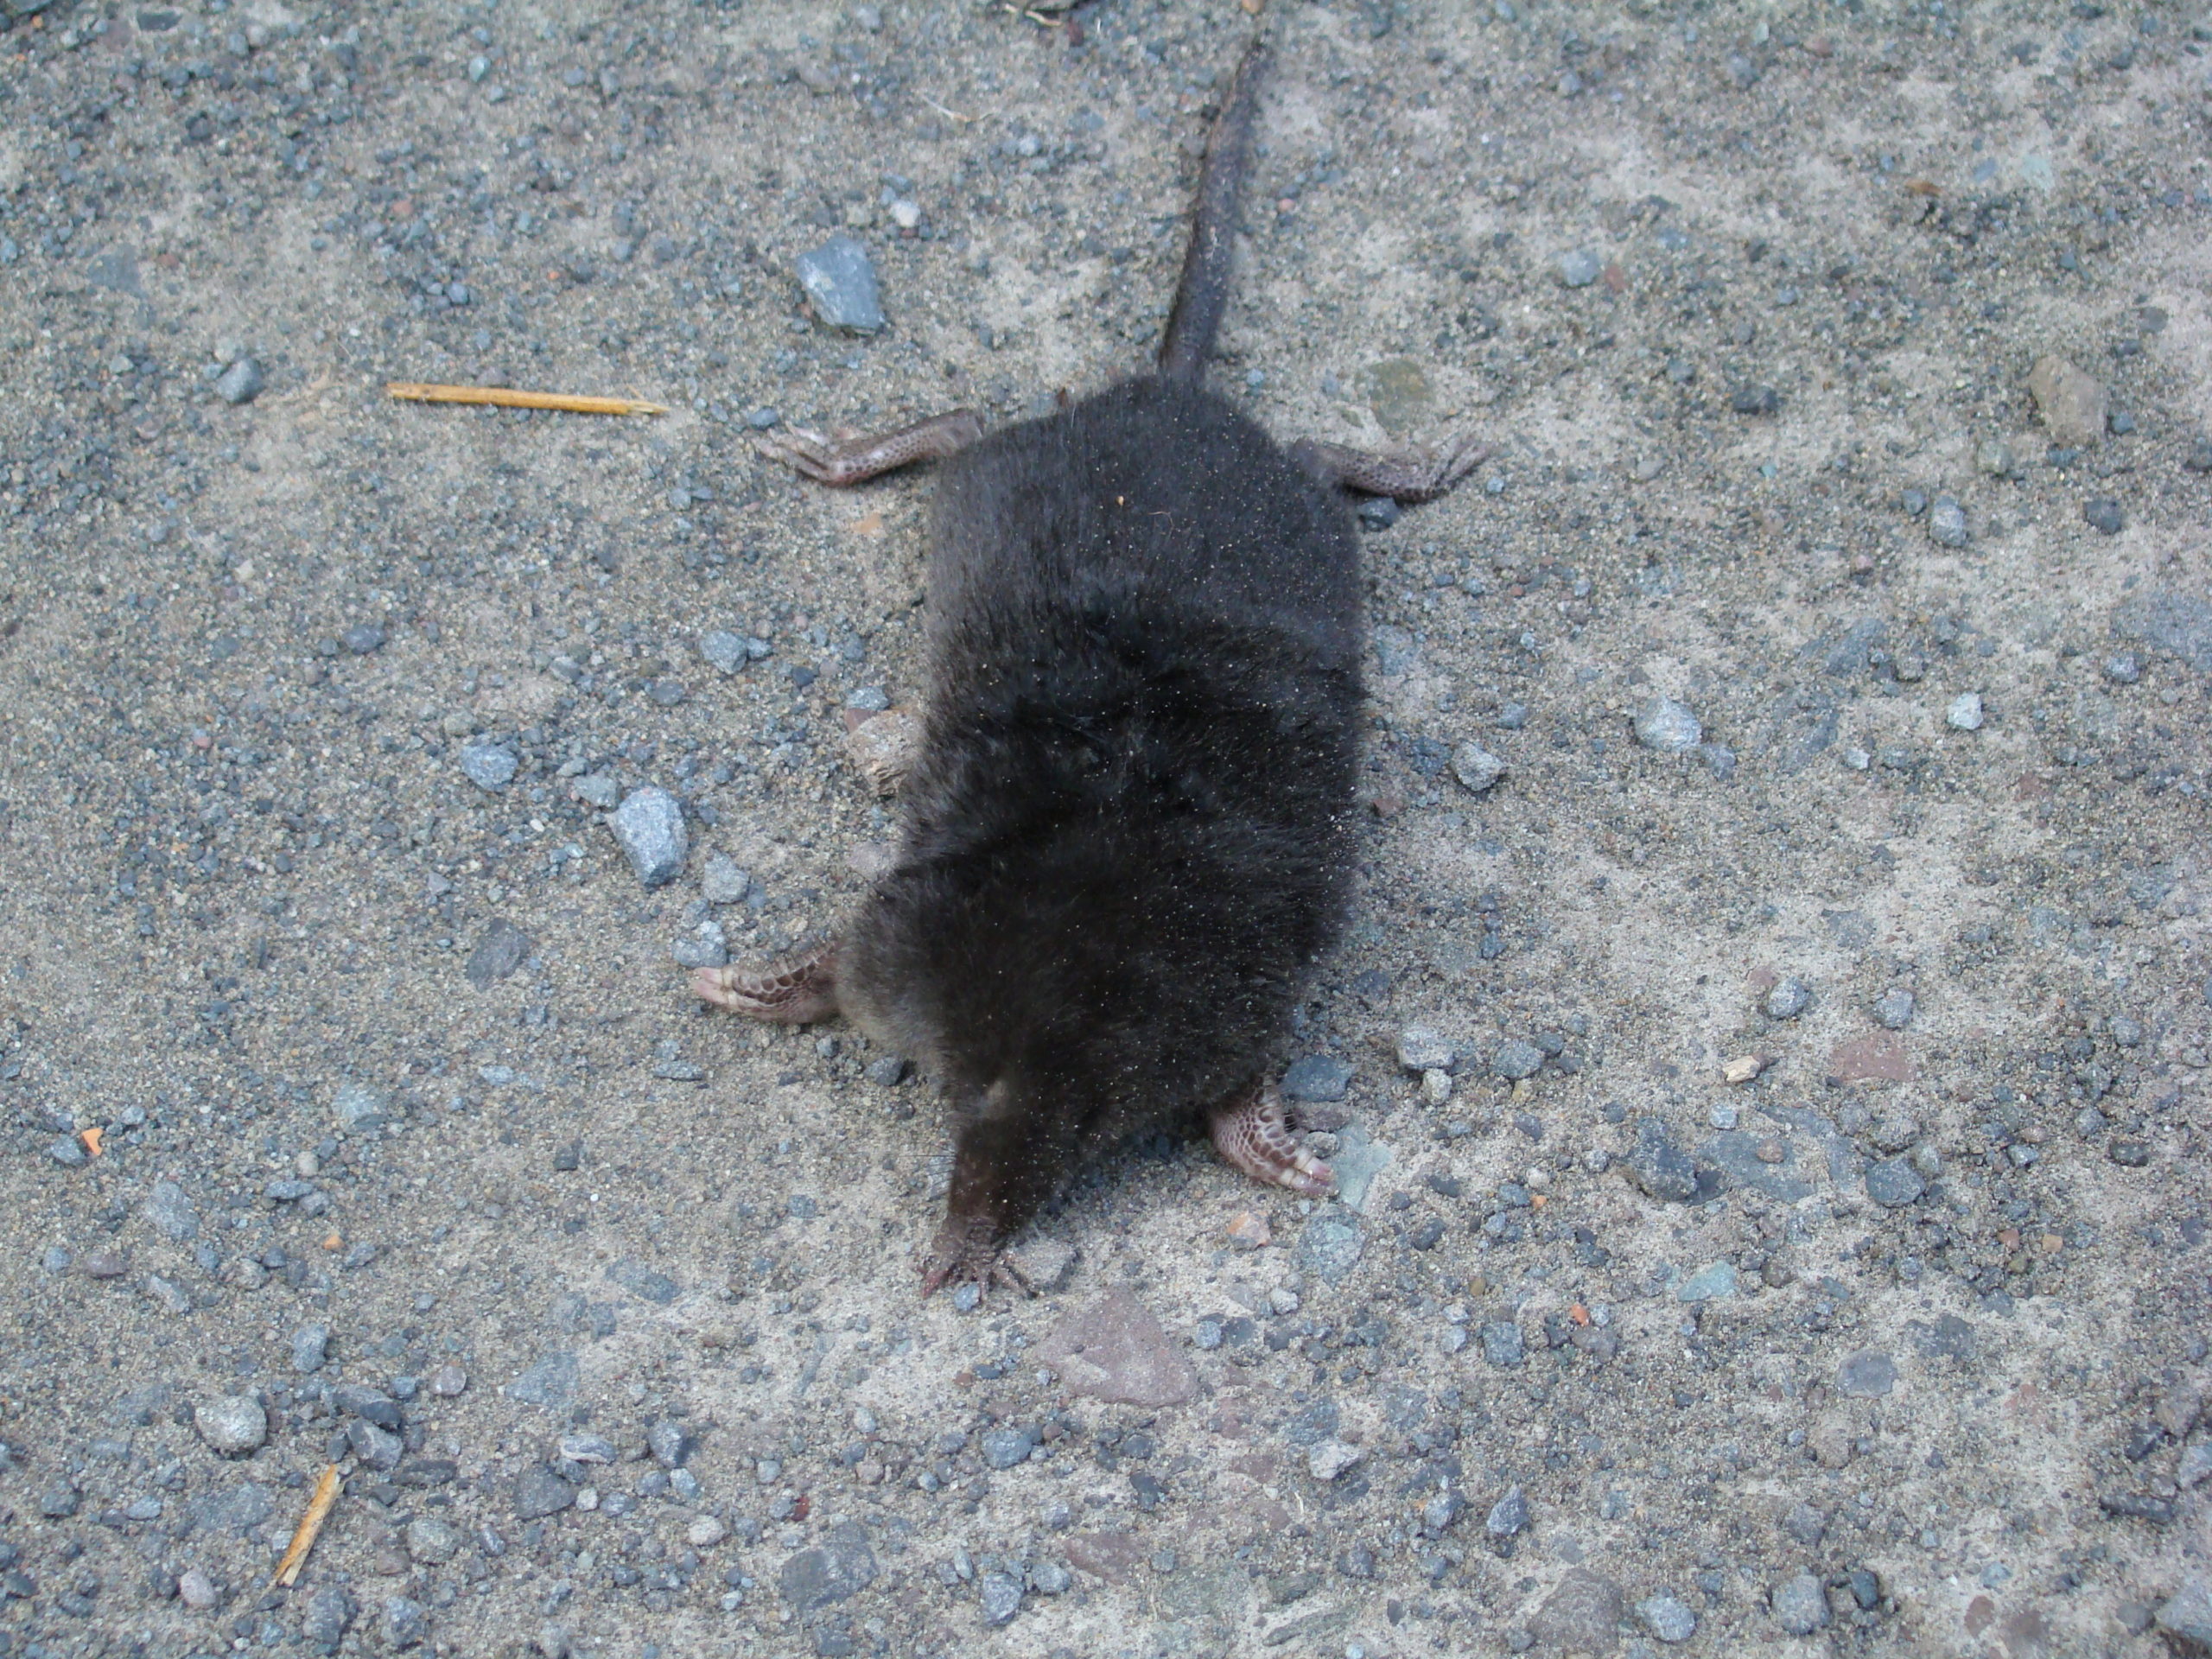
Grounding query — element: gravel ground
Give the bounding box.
[3,2,2211,1656]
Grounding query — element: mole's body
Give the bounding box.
[697,41,1482,1294]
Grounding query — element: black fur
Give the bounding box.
[840,376,1363,1258]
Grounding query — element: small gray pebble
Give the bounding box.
[1730,385,1782,416]
[979,1569,1025,1626]
[1492,1039,1545,1082]
[1873,988,1916,1030]
[1770,1572,1831,1636]
[610,786,688,889]
[2102,652,2142,684]
[1764,978,1810,1020]
[866,1055,910,1086]
[797,236,884,334]
[573,772,621,810]
[1864,1160,1925,1208]
[404,1517,462,1565]
[2083,497,2124,535]
[648,1420,695,1469]
[1633,697,1703,754]
[1556,249,1602,288]
[459,743,518,791]
[382,1595,428,1650]
[343,624,386,655]
[1927,496,1969,547]
[746,406,782,429]
[48,1134,88,1168]
[291,1323,331,1373]
[1637,1595,1697,1644]
[1946,692,1985,731]
[1479,1322,1526,1368]
[1450,741,1507,794]
[194,1395,268,1457]
[2109,1015,2142,1047]
[215,357,264,404]
[700,631,749,675]
[1838,1350,1896,1398]
[702,853,750,905]
[982,1426,1039,1470]
[1486,1484,1530,1537]
[1396,1026,1455,1073]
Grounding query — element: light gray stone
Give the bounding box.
[1770,1572,1830,1636]
[609,786,687,888]
[1450,741,1506,793]
[1634,696,1703,753]
[796,236,884,333]
[194,1395,267,1457]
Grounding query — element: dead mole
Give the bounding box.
[696,39,1484,1297]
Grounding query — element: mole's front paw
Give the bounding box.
[920,1217,1034,1303]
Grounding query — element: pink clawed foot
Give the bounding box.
[753,410,984,487]
[1208,1080,1335,1198]
[920,1215,1034,1301]
[690,943,840,1024]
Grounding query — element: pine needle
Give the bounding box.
[385,382,668,417]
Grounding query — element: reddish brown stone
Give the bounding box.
[1066,1530,1146,1585]
[1036,1289,1196,1408]
[1828,1033,1914,1084]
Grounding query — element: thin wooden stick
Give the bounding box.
[270,1465,343,1588]
[385,382,668,416]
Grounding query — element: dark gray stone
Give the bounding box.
[512,1466,577,1519]
[1281,1055,1354,1102]
[779,1522,878,1611]
[1479,1322,1525,1367]
[459,743,518,791]
[982,1425,1039,1470]
[796,236,884,334]
[466,918,532,988]
[1627,1120,1699,1203]
[1485,1484,1529,1537]
[2156,1575,2212,1650]
[1492,1039,1545,1081]
[1873,987,1916,1030]
[1838,1350,1896,1398]
[506,1352,580,1411]
[290,1323,330,1373]
[1864,1160,1925,1208]
[647,1421,695,1468]
[2113,589,2212,673]
[980,1569,1025,1626]
[382,1596,428,1650]
[2083,497,2124,534]
[301,1585,355,1651]
[1928,496,1968,546]
[343,624,386,654]
[1764,977,1811,1020]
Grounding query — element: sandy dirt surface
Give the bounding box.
[2,0,2211,1655]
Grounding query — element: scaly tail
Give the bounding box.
[1156,40,1269,384]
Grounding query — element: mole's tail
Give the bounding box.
[1157,40,1268,384]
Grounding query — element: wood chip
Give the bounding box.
[270,1465,343,1588]
[79,1126,104,1157]
[385,382,668,417]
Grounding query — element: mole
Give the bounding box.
[695,39,1484,1297]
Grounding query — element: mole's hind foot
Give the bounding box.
[843,707,924,798]
[691,943,839,1024]
[1291,432,1491,505]
[754,410,984,486]
[1209,1080,1335,1198]
[920,1216,1035,1303]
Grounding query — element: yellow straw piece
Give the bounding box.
[385,382,668,416]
